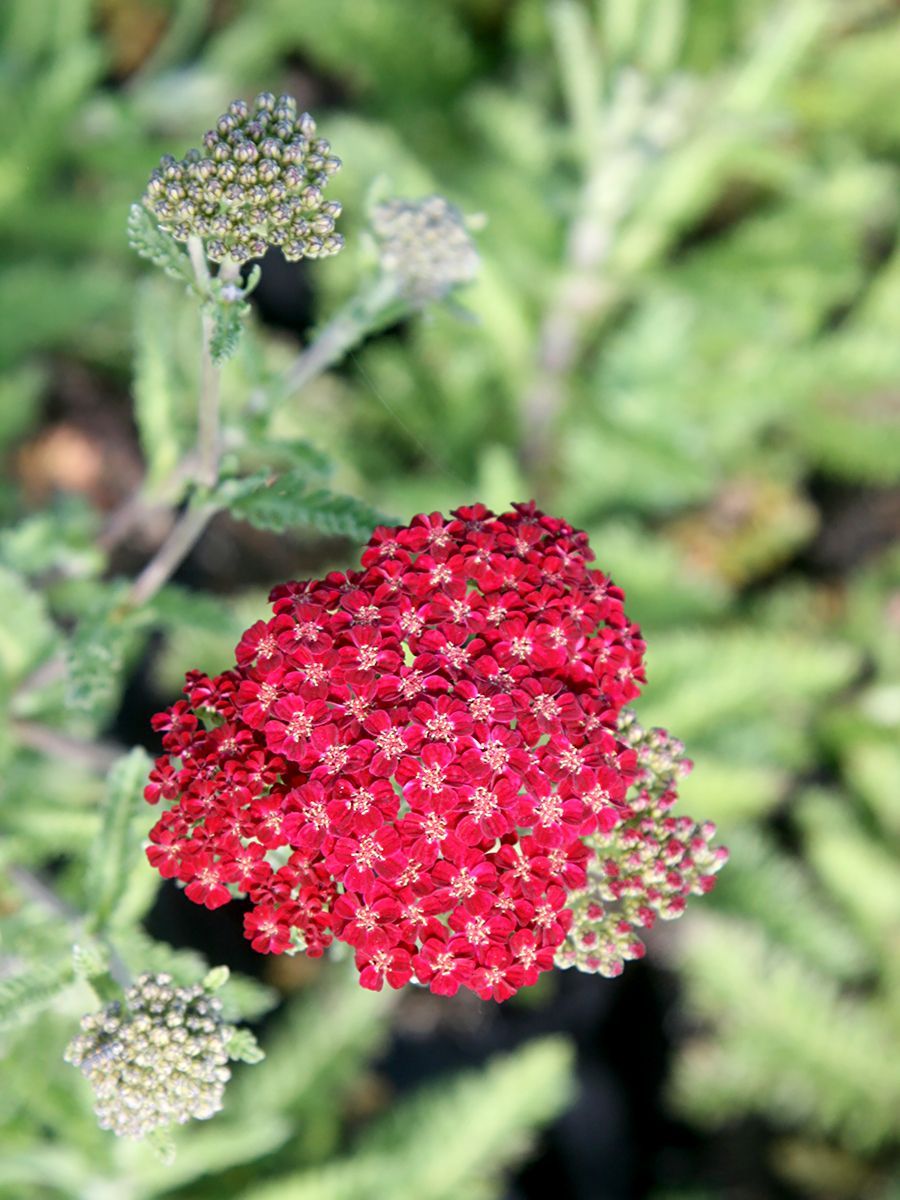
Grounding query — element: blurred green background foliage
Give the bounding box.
[1,1,899,1197]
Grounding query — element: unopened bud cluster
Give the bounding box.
[64,973,231,1139]
[556,712,729,978]
[372,195,479,302]
[143,93,343,264]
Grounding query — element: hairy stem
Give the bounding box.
[198,306,220,488]
[118,247,243,609]
[278,274,400,400]
[126,502,215,608]
[188,237,220,488]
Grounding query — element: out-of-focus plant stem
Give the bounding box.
[10,720,120,772]
[258,272,402,409]
[519,70,664,478]
[123,244,240,610]
[126,501,216,608]
[97,451,199,554]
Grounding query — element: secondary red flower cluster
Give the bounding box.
[145,502,651,1001]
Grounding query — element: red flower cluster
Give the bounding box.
[145,503,648,1001]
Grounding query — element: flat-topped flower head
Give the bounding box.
[372,195,479,302]
[142,93,343,264]
[64,974,231,1139]
[145,502,724,1001]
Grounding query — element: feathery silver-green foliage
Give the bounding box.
[670,550,900,1198]
[218,470,391,539]
[237,1037,573,1200]
[85,747,154,935]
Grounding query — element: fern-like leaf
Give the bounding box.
[127,204,194,285]
[208,292,249,365]
[0,960,73,1032]
[85,746,153,933]
[219,470,389,540]
[236,1036,574,1200]
[65,588,145,719]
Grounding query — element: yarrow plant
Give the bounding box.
[145,502,727,1001]
[8,85,727,1156]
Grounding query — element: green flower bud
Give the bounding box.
[555,712,729,978]
[141,93,343,265]
[259,137,283,160]
[258,159,280,185]
[65,974,233,1140]
[233,140,257,165]
[275,94,298,118]
[371,194,479,304]
[281,140,305,165]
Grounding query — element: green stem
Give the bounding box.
[278,273,401,400]
[198,305,220,489]
[188,237,220,488]
[125,501,216,608]
[120,246,243,610]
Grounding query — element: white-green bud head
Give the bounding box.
[64,973,233,1140]
[371,195,479,303]
[142,94,343,266]
[555,711,728,978]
